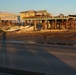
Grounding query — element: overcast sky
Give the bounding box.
[0,0,76,15]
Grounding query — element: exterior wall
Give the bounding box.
[20,13,26,20]
[20,10,53,21]
[25,12,35,17]
[20,11,35,21]
[0,12,18,21]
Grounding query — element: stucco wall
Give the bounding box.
[0,12,18,21]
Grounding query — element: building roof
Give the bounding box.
[20,10,36,13]
[0,12,18,16]
[20,10,53,16]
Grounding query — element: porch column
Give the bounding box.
[54,19,56,29]
[47,20,51,29]
[33,20,37,30]
[7,20,10,26]
[61,19,64,25]
[71,18,74,29]
[61,19,65,30]
[51,21,55,29]
[24,20,27,26]
[42,20,47,30]
[66,19,68,29]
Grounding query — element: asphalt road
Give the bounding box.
[0,43,76,75]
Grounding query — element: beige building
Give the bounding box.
[20,10,36,22]
[0,12,18,22]
[20,10,76,30]
[20,10,53,22]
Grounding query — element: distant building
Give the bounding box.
[0,12,18,22]
[68,15,76,19]
[20,10,53,22]
[19,10,76,30]
[20,10,36,22]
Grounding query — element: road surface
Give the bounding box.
[0,42,76,75]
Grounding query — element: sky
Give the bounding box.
[0,0,76,16]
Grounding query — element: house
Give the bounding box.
[20,10,53,21]
[20,10,36,22]
[0,12,18,22]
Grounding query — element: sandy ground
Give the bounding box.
[0,26,76,42]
